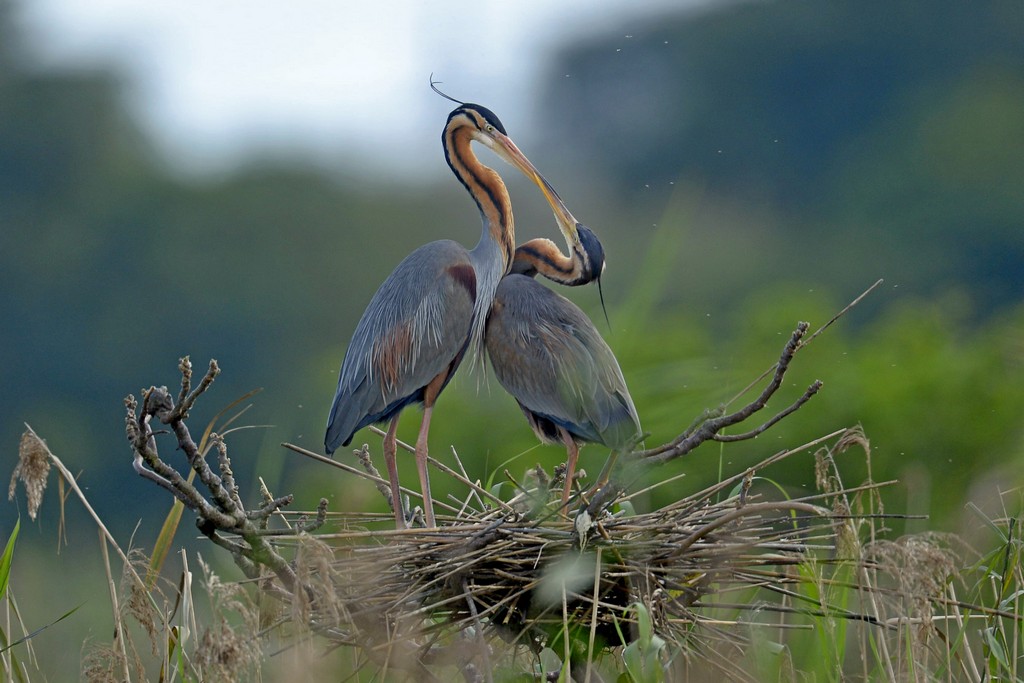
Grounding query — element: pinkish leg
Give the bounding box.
[415,406,436,528]
[382,415,405,529]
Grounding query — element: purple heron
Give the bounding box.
[325,102,578,528]
[486,226,641,507]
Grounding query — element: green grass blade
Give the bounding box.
[0,518,20,601]
[147,479,192,590]
[0,603,81,654]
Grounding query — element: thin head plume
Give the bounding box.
[429,74,464,106]
[597,274,611,330]
[576,222,611,329]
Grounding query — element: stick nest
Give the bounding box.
[277,427,888,680]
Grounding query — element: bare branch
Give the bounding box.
[125,360,318,597]
[639,322,816,465]
[801,278,884,349]
[714,380,823,442]
[634,281,881,468]
[172,358,220,421]
[355,443,396,513]
[176,355,193,410]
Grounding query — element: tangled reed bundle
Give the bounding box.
[277,427,887,681]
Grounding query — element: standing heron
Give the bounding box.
[325,101,580,529]
[486,227,641,507]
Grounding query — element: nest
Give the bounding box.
[275,429,894,681]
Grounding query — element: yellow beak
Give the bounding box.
[492,132,581,246]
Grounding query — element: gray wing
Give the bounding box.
[325,240,476,454]
[486,274,641,450]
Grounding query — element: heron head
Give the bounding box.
[576,224,606,283]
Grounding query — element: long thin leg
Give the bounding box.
[560,428,580,508]
[415,405,436,528]
[382,415,405,529]
[416,368,452,529]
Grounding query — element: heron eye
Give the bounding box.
[484,124,495,133]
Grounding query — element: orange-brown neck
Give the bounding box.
[511,237,598,286]
[444,125,515,274]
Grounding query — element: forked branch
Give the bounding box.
[634,281,883,468]
[125,356,327,594]
[639,321,822,466]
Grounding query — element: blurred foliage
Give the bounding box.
[539,0,1024,313]
[2,0,1024,676]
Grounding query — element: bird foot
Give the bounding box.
[407,505,425,528]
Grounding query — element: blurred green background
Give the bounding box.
[3,0,1024,677]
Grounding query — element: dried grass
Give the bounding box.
[260,427,932,680]
[10,427,52,520]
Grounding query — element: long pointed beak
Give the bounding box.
[494,132,581,245]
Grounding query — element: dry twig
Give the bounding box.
[125,356,327,595]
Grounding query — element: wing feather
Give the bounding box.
[325,240,475,453]
[486,275,640,450]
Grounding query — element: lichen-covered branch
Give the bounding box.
[125,356,327,595]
